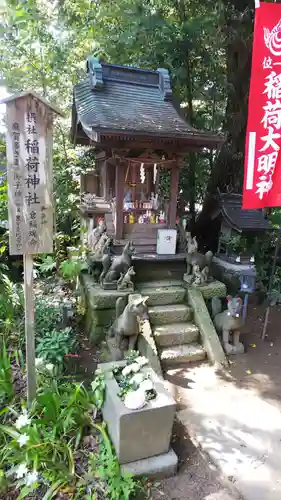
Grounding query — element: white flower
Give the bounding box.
[25,470,39,486]
[15,463,28,479]
[122,362,142,377]
[15,409,31,429]
[139,379,154,392]
[35,358,44,368]
[17,433,29,447]
[45,363,54,373]
[122,365,133,377]
[130,373,145,386]
[135,356,148,367]
[124,388,147,410]
[130,362,141,373]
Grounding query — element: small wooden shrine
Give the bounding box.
[71,57,222,255]
[200,190,272,263]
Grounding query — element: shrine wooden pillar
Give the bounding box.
[98,151,110,199]
[115,158,125,239]
[168,157,180,228]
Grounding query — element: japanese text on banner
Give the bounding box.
[243,3,281,209]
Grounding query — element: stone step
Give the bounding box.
[138,280,183,289]
[137,285,185,306]
[148,304,192,326]
[160,344,206,368]
[153,322,199,347]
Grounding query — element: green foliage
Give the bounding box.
[37,255,56,276]
[224,234,255,256]
[0,381,95,495]
[91,369,106,409]
[0,0,227,221]
[0,341,14,405]
[0,374,143,499]
[0,266,24,345]
[91,423,140,500]
[59,252,88,290]
[36,327,76,369]
[35,295,64,336]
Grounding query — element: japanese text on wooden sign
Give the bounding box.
[243,2,281,209]
[6,96,53,254]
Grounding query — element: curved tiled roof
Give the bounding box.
[71,59,222,148]
[219,192,272,232]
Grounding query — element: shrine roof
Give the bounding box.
[218,191,272,232]
[70,57,223,150]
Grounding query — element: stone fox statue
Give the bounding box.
[211,296,244,355]
[104,241,135,283]
[186,234,213,276]
[107,295,149,360]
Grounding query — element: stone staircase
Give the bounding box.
[137,280,207,370]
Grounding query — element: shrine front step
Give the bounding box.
[148,304,193,326]
[153,322,199,347]
[160,344,206,369]
[137,284,185,307]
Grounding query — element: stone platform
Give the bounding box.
[79,274,131,343]
[121,448,178,479]
[183,276,227,299]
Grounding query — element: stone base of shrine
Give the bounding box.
[133,253,186,283]
[121,448,178,479]
[183,277,227,300]
[79,273,131,344]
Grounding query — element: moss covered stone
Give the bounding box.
[85,307,116,344]
[137,285,185,306]
[191,280,226,299]
[80,274,130,310]
[187,288,227,367]
[148,304,193,326]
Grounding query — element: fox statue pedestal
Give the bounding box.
[98,361,178,478]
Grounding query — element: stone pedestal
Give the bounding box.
[98,361,177,466]
[80,274,131,343]
[121,448,178,479]
[183,275,227,300]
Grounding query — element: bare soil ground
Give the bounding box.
[150,302,281,500]
[150,419,241,500]
[221,303,281,411]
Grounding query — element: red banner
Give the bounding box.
[243,2,281,209]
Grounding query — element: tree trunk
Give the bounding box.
[207,0,254,194]
[194,0,254,248]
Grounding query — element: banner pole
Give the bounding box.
[261,224,281,340]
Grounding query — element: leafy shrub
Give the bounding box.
[0,266,24,344]
[91,423,142,500]
[35,296,64,336]
[36,327,76,369]
[59,254,87,291]
[0,341,14,405]
[37,255,56,276]
[0,376,141,499]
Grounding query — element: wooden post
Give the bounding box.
[168,160,180,228]
[3,91,63,406]
[146,165,153,198]
[115,159,125,239]
[24,254,36,406]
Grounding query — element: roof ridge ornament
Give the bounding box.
[157,68,173,102]
[86,56,104,90]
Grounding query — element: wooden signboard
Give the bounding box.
[3,91,63,405]
[6,94,54,255]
